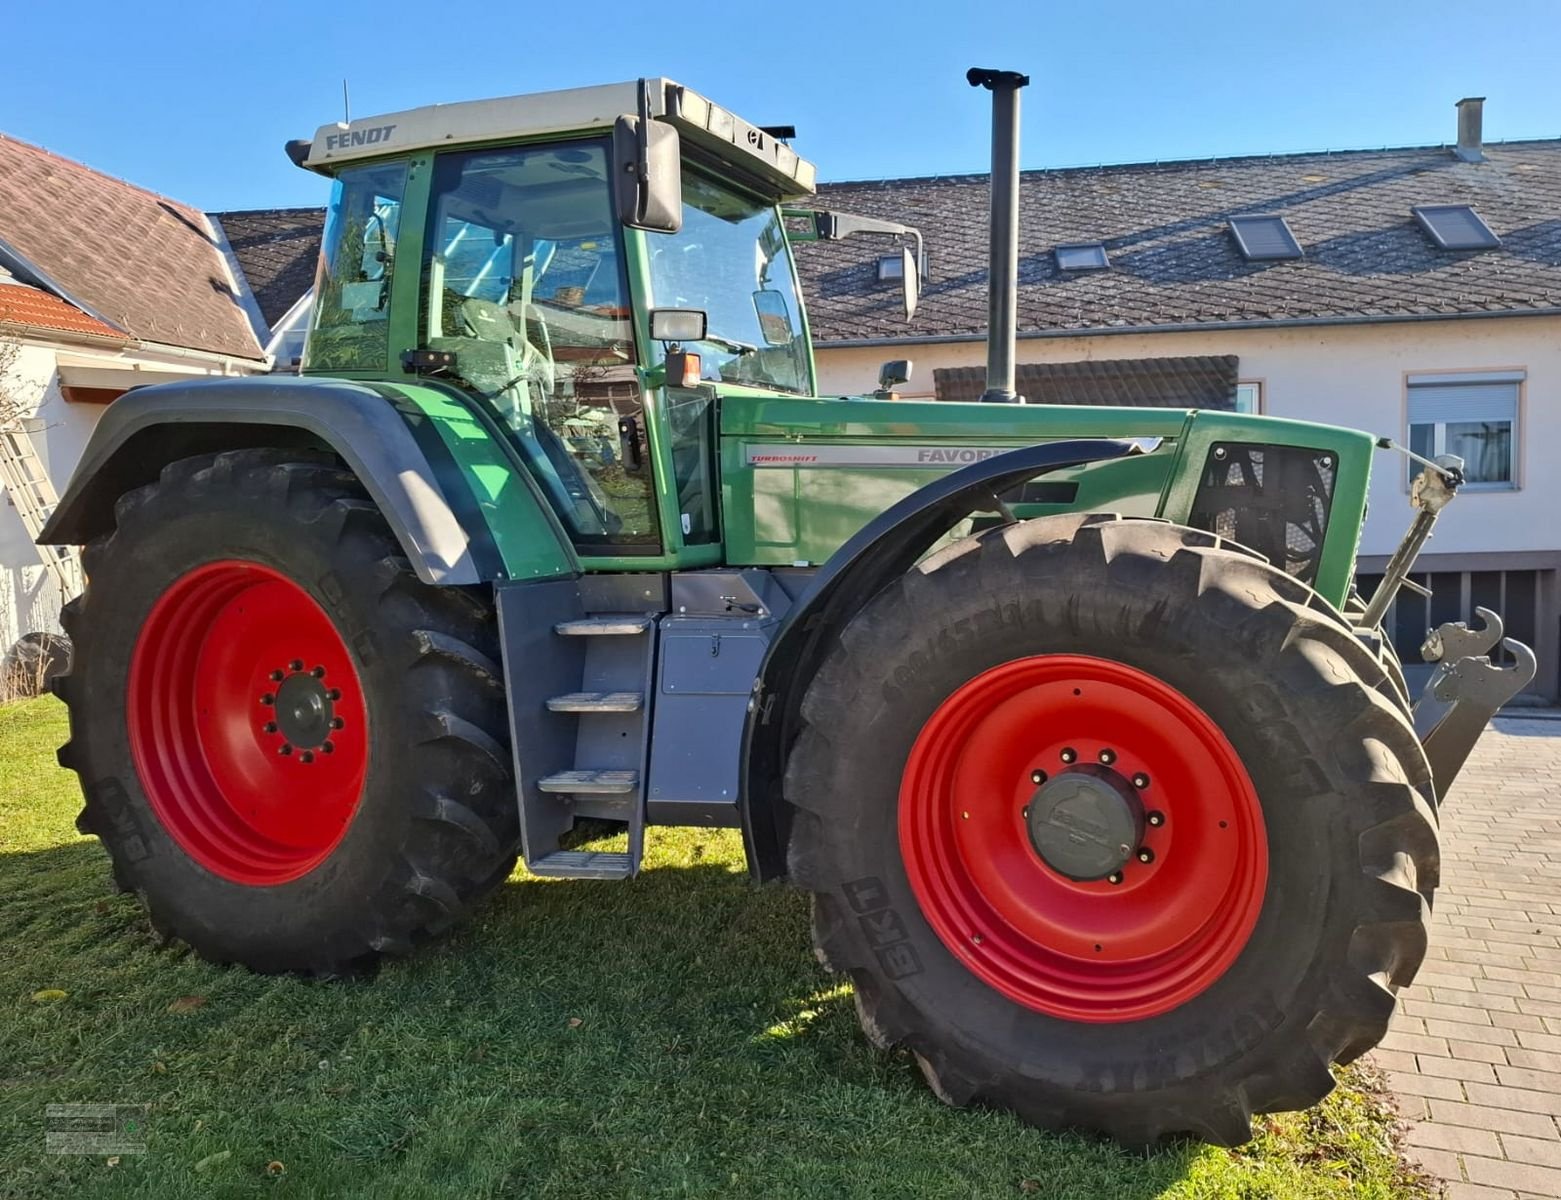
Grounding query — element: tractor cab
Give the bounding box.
[291,79,914,566]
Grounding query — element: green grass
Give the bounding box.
[1,696,1434,1199]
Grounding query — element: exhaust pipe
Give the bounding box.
[967,67,1030,404]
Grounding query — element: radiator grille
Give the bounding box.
[1188,444,1337,585]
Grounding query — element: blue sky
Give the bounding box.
[4,0,1558,212]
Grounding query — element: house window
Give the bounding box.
[1407,372,1521,489]
[1235,382,1261,413]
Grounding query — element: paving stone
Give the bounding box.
[1419,1056,1500,1084]
[1427,1100,1561,1139]
[1406,1121,1502,1156]
[1502,1134,1561,1169]
[1463,1081,1561,1118]
[1465,1156,1561,1195]
[1390,1070,1466,1101]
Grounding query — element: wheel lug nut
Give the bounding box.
[1147,810,1165,827]
[1133,773,1151,790]
[263,721,278,734]
[289,659,304,673]
[330,717,344,730]
[261,693,275,706]
[1060,747,1076,764]
[279,743,293,756]
[322,741,334,754]
[1030,769,1047,785]
[1136,847,1155,864]
[1098,748,1116,765]
[312,665,326,678]
[1107,871,1123,885]
[300,750,314,763]
[270,669,284,682]
[327,689,341,701]
[1021,806,1029,819]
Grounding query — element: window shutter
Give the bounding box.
[1407,379,1518,426]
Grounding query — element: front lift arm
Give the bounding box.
[1355,448,1536,801]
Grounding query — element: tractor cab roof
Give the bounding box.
[292,78,817,201]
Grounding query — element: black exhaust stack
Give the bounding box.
[966,67,1030,404]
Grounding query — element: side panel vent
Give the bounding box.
[1188,443,1337,585]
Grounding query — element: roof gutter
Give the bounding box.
[813,305,1561,350]
[0,320,131,351]
[127,338,272,374]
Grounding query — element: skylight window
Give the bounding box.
[1413,205,1501,250]
[1228,214,1303,261]
[878,253,928,283]
[1055,243,1110,272]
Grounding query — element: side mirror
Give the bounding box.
[900,245,919,321]
[613,114,682,234]
[751,290,795,346]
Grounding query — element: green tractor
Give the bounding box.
[42,69,1534,1146]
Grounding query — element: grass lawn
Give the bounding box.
[1,696,1434,1199]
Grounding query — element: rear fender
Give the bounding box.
[39,375,546,586]
[738,438,1149,881]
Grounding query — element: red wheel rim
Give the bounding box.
[128,560,369,885]
[899,655,1267,1022]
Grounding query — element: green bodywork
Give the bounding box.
[300,130,1376,609]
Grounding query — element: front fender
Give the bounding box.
[738,437,1151,881]
[40,375,546,586]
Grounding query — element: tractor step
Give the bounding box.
[527,850,635,880]
[546,691,643,713]
[554,615,653,637]
[537,768,639,795]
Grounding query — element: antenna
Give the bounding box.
[342,80,351,125]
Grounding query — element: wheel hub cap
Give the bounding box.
[1027,764,1144,881]
[273,671,336,749]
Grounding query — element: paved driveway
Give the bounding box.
[1372,715,1561,1199]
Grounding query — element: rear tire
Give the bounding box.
[784,514,1438,1145]
[55,449,518,975]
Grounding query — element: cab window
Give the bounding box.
[420,142,657,549]
[309,162,407,371]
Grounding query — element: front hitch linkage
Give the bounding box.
[1357,445,1537,801]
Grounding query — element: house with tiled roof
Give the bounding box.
[0,133,268,675]
[796,101,1561,697]
[217,99,1561,698]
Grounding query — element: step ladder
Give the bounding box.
[0,424,82,601]
[526,612,655,880]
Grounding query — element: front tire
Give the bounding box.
[55,449,518,975]
[784,514,1438,1145]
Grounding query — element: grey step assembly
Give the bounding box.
[498,587,657,883]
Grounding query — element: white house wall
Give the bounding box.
[814,314,1561,560]
[0,342,84,654]
[0,338,264,656]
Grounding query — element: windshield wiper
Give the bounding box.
[697,333,756,356]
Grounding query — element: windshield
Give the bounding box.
[646,170,811,395]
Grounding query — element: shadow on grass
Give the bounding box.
[0,835,1206,1199]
